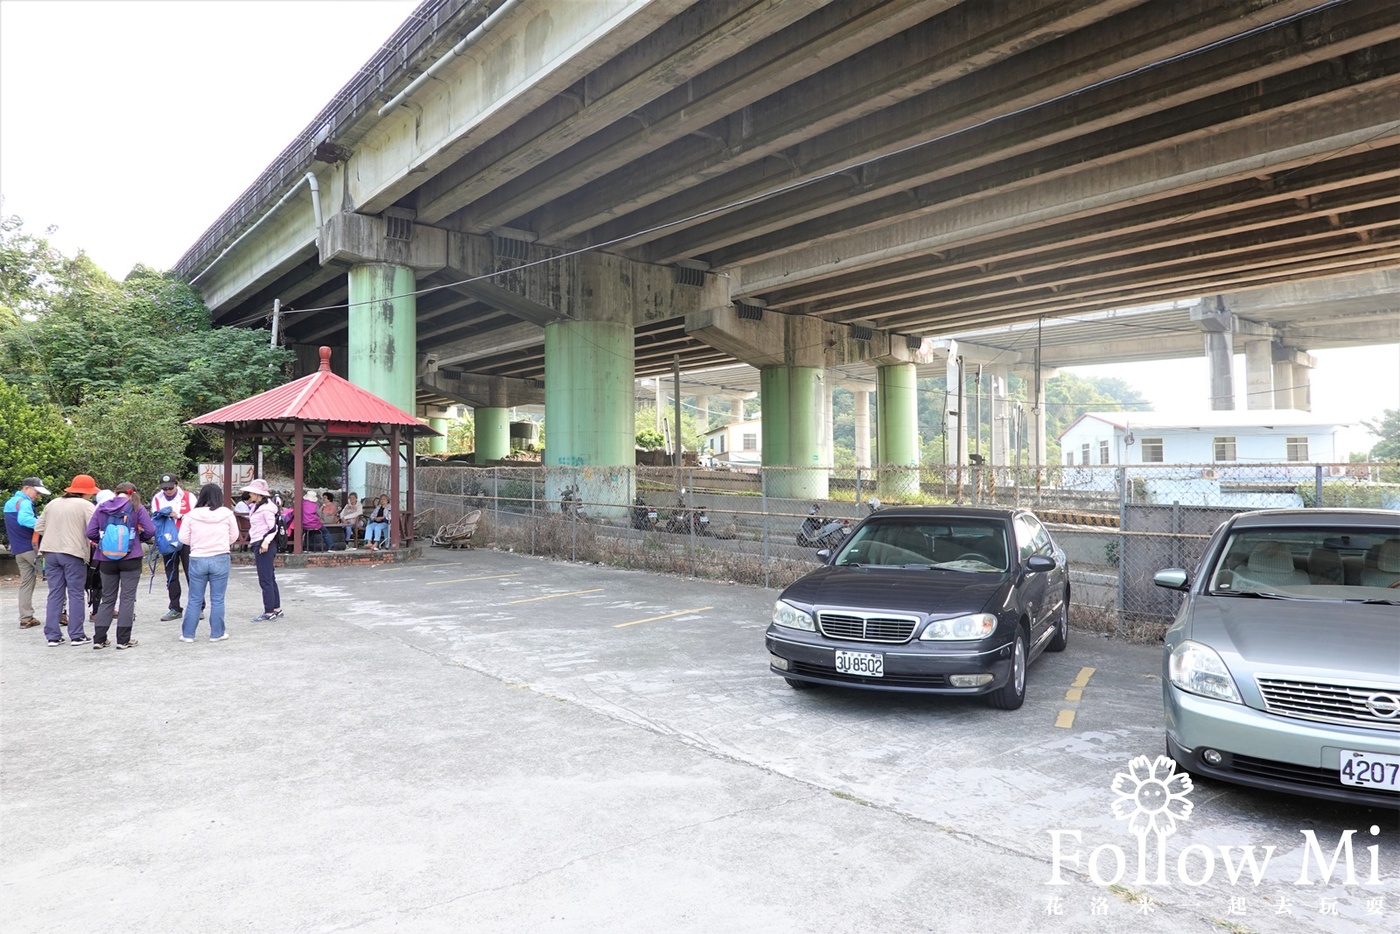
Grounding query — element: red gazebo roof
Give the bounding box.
[187,346,437,435]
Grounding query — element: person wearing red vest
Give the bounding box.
[149,472,194,621]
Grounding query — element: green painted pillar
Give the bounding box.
[876,362,920,500]
[544,319,634,518]
[475,406,510,462]
[760,365,828,500]
[347,263,416,495]
[428,417,448,454]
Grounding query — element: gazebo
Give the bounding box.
[186,346,440,554]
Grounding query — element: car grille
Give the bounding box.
[1255,677,1400,732]
[817,611,919,644]
[1229,754,1400,804]
[789,660,947,689]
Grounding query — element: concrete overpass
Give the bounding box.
[175,0,1400,501]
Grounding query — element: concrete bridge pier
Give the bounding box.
[875,362,919,500]
[321,213,446,495]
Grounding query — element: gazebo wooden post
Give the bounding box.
[293,421,305,555]
[407,428,416,545]
[390,425,402,550]
[223,430,236,506]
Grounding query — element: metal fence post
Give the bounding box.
[1314,464,1323,508]
[761,468,770,589]
[1117,466,1128,633]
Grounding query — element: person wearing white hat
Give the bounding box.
[240,479,283,621]
[301,489,331,552]
[4,477,51,629]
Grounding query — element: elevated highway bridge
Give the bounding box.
[175,0,1400,501]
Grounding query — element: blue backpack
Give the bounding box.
[152,507,182,556]
[99,505,137,559]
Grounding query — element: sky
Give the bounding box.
[2,0,1396,454]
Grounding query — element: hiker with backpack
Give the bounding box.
[240,479,284,622]
[178,483,241,643]
[85,482,156,650]
[149,472,194,622]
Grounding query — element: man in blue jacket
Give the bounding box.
[4,477,50,628]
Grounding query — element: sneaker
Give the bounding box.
[210,634,230,642]
[69,636,91,646]
[115,640,138,650]
[271,609,284,620]
[180,637,194,643]
[93,640,109,650]
[47,637,66,647]
[250,612,278,622]
[19,617,40,629]
[160,609,182,621]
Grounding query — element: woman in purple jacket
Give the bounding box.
[84,481,156,650]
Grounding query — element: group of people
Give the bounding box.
[6,473,407,648]
[5,473,290,648]
[287,489,394,552]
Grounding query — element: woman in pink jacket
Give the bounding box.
[178,484,240,642]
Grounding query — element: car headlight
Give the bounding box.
[772,600,815,631]
[920,613,996,640]
[1168,640,1242,703]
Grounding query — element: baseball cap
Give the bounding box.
[159,473,178,487]
[22,477,50,495]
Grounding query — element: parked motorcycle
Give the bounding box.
[559,484,585,519]
[796,503,849,549]
[666,497,713,536]
[631,496,659,530]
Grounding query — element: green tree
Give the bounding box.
[0,210,64,322]
[635,405,704,452]
[0,381,72,494]
[1365,409,1400,461]
[69,389,191,491]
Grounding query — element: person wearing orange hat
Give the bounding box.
[34,474,99,646]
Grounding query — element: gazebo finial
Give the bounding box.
[318,346,332,372]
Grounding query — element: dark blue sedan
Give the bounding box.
[765,506,1070,709]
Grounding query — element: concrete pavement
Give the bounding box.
[2,549,1393,933]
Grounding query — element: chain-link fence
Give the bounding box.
[367,461,1397,628]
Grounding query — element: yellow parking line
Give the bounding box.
[613,606,713,629]
[427,573,521,585]
[1064,687,1083,702]
[509,589,604,604]
[1054,710,1076,729]
[1071,667,1096,688]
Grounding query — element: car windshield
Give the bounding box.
[833,518,1009,572]
[1207,525,1400,602]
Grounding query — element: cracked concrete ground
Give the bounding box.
[2,548,1394,933]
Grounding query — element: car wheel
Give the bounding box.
[1047,588,1070,652]
[987,629,1027,710]
[784,677,816,691]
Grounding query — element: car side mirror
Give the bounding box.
[1025,555,1056,572]
[815,548,831,562]
[1153,568,1190,591]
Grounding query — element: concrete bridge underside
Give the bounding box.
[176,0,1400,496]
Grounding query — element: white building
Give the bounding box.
[1056,410,1362,507]
[702,417,762,466]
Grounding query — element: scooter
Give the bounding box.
[666,497,713,536]
[796,503,849,549]
[631,497,659,530]
[560,484,585,519]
